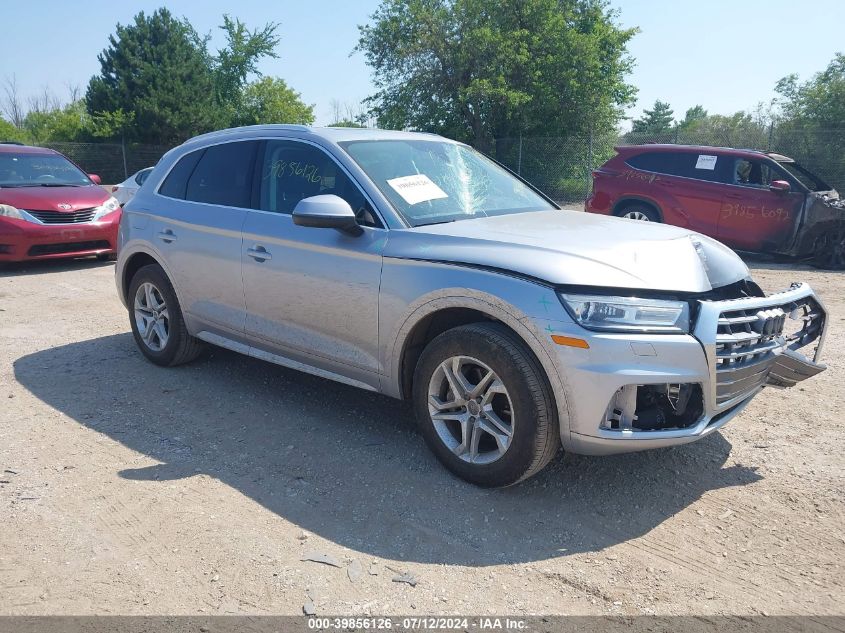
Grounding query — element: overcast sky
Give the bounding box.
[2,0,843,128]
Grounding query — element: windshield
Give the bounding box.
[0,153,92,187]
[339,139,555,226]
[776,160,831,192]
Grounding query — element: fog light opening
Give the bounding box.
[603,383,703,431]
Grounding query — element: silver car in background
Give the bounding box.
[115,125,828,487]
[111,167,153,206]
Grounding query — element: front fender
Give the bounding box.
[378,257,575,445]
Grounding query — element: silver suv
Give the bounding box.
[116,125,828,487]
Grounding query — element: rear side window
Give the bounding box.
[626,151,727,183]
[159,150,204,199]
[185,141,258,207]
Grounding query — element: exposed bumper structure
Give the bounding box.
[548,283,827,455]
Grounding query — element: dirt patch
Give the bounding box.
[0,258,842,615]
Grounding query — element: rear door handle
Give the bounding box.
[725,193,743,199]
[246,245,272,262]
[157,229,176,243]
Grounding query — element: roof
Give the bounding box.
[615,143,791,160]
[0,143,57,155]
[180,124,448,148]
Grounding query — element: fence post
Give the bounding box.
[121,135,128,180]
[767,122,774,151]
[517,133,523,176]
[584,129,594,202]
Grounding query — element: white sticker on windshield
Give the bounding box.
[386,174,448,205]
[695,154,717,170]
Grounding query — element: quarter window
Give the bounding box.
[258,140,379,227]
[159,149,204,200]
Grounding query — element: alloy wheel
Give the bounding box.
[427,355,514,465]
[133,282,170,352]
[623,210,651,221]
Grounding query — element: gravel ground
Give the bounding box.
[0,257,842,616]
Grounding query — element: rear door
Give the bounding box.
[240,139,386,385]
[718,157,805,250]
[627,151,729,237]
[154,140,258,335]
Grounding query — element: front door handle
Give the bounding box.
[157,229,177,243]
[246,245,272,262]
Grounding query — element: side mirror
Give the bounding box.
[769,179,790,193]
[88,174,102,185]
[292,194,362,236]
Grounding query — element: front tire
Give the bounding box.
[127,264,204,366]
[412,322,560,487]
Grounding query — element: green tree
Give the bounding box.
[85,8,219,144]
[630,99,675,136]
[676,110,768,148]
[678,105,707,131]
[774,53,845,190]
[235,77,314,125]
[0,116,27,142]
[357,0,637,152]
[85,9,281,144]
[22,100,92,143]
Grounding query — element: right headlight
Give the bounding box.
[558,293,690,333]
[0,204,25,220]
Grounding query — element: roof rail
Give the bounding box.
[182,124,313,146]
[0,140,25,145]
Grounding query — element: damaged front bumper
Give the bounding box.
[779,191,845,267]
[561,283,827,455]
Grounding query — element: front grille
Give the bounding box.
[27,208,97,224]
[714,296,825,406]
[27,240,111,256]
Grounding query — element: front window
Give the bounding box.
[0,152,92,187]
[732,158,785,189]
[339,139,555,227]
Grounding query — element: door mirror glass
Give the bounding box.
[769,179,790,193]
[293,194,363,236]
[88,173,101,185]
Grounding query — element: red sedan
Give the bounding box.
[0,143,121,263]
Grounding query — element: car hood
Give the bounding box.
[0,185,110,212]
[386,209,749,293]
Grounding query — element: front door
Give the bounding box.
[241,139,386,385]
[719,157,805,251]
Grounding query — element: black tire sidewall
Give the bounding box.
[412,324,553,487]
[127,264,188,366]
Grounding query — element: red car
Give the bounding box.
[0,143,121,263]
[586,144,844,266]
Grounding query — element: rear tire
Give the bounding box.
[127,264,204,367]
[615,203,660,222]
[412,322,560,487]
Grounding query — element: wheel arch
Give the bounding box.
[389,291,573,448]
[121,251,163,303]
[612,196,664,221]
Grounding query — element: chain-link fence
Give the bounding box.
[34,127,844,197]
[494,127,845,205]
[42,142,171,184]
